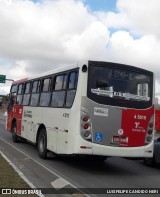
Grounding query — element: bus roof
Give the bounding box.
[12,62,82,84]
[28,62,80,81]
[12,60,153,84]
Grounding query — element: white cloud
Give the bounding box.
[116,0,160,37]
[106,32,160,74]
[95,11,130,29]
[64,21,110,60]
[0,0,160,100]
[0,0,97,63]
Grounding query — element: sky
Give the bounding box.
[0,0,160,101]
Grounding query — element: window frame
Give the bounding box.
[50,69,79,108]
[39,77,52,107]
[65,70,78,108]
[30,80,41,106]
[87,61,153,109]
[22,82,32,106]
[16,83,24,105]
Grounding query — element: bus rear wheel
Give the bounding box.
[37,129,48,159]
[11,122,19,143]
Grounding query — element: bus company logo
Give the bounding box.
[132,122,145,132]
[24,110,32,118]
[135,122,140,129]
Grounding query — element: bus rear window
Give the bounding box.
[87,62,153,109]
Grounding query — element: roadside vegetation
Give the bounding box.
[0,154,38,197]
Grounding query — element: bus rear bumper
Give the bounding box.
[74,136,153,158]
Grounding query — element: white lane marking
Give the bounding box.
[0,151,44,197]
[51,177,69,189]
[0,137,91,197]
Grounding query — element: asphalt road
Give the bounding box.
[0,116,160,197]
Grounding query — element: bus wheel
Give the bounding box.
[37,129,47,159]
[11,122,19,143]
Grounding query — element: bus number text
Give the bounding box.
[134,115,146,120]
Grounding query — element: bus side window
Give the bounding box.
[54,74,67,90]
[30,80,41,106]
[39,78,51,107]
[66,71,78,108]
[16,84,24,105]
[51,74,67,107]
[22,82,31,105]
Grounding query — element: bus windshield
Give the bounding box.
[87,62,153,109]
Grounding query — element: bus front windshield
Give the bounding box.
[87,63,153,109]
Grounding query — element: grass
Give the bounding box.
[0,154,38,197]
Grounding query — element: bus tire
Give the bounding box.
[11,122,19,143]
[37,129,48,159]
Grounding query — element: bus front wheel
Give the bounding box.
[37,129,48,159]
[11,122,19,143]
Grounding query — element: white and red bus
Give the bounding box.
[6,60,155,160]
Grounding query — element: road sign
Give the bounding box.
[0,75,6,83]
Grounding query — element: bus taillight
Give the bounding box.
[81,111,92,141]
[83,123,90,130]
[82,130,91,138]
[148,129,153,135]
[82,115,89,122]
[146,136,152,143]
[145,119,154,144]
[149,122,153,128]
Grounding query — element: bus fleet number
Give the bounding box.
[134,115,146,120]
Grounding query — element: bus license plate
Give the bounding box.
[113,136,128,143]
